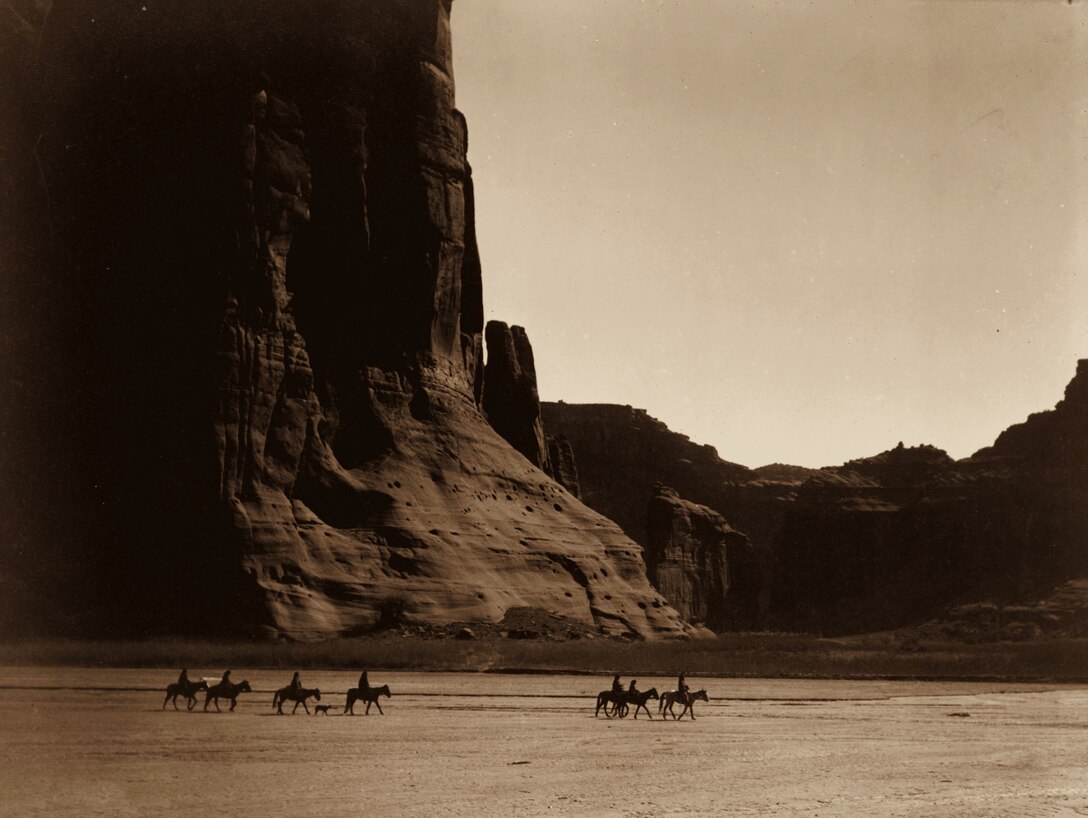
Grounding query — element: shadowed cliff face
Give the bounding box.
[2,0,691,638]
[646,486,760,630]
[545,362,1088,635]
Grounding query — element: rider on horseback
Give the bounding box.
[611,674,623,695]
[627,679,639,695]
[678,672,690,699]
[177,668,190,688]
[358,670,369,692]
[288,671,302,692]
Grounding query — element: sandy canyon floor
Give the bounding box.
[0,668,1085,817]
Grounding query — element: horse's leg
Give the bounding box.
[374,699,384,715]
[230,697,238,712]
[163,692,172,710]
[687,703,696,721]
[300,700,310,715]
[187,695,197,711]
[214,697,222,713]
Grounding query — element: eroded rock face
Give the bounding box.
[645,486,759,630]
[540,403,756,547]
[4,0,691,638]
[546,435,582,499]
[546,363,1088,634]
[482,321,550,472]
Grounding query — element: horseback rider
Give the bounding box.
[610,674,623,695]
[358,670,370,692]
[288,671,302,692]
[177,668,190,688]
[220,669,232,686]
[678,672,690,698]
[627,679,639,695]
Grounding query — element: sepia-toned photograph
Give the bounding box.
[1,0,1085,814]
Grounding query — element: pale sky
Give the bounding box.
[452,0,1087,468]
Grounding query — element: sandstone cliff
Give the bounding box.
[545,362,1088,634]
[540,403,755,546]
[2,0,689,638]
[646,486,759,630]
[482,321,551,472]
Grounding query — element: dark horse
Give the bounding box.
[594,689,628,718]
[595,687,659,719]
[659,688,709,720]
[272,686,322,715]
[162,678,208,711]
[344,685,391,715]
[203,679,252,712]
[625,687,660,719]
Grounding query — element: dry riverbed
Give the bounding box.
[0,668,1085,817]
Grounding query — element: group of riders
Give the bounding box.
[596,670,703,719]
[176,668,370,694]
[610,671,690,700]
[167,667,380,713]
[168,667,700,717]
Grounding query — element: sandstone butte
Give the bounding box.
[0,0,691,639]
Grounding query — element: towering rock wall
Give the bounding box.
[2,0,691,638]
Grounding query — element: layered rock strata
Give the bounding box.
[646,486,759,629]
[540,403,756,546]
[4,0,690,638]
[545,362,1088,634]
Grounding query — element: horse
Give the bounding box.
[625,687,659,719]
[594,690,628,718]
[203,679,252,712]
[344,684,391,715]
[660,688,709,720]
[162,678,208,711]
[272,686,322,715]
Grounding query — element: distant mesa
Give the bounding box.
[543,359,1088,635]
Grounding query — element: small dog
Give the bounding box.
[314,705,335,716]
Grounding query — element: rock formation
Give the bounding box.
[546,435,582,499]
[482,321,550,472]
[646,486,759,629]
[540,403,756,546]
[545,361,1088,634]
[2,0,690,639]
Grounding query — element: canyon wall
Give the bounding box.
[544,361,1088,634]
[1,0,689,638]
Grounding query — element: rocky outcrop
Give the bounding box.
[646,486,759,630]
[546,435,582,499]
[3,0,692,639]
[482,321,550,471]
[546,362,1088,635]
[540,403,756,547]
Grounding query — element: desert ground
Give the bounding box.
[0,668,1085,817]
